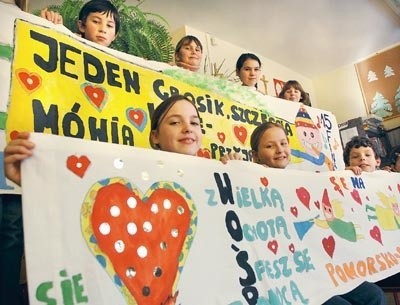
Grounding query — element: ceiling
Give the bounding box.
[32,0,400,79]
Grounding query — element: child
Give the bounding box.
[250,122,290,168]
[278,80,311,106]
[250,124,385,305]
[77,0,120,47]
[173,35,203,72]
[235,53,263,93]
[343,136,381,175]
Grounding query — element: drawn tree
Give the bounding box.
[370,91,392,118]
[395,85,400,113]
[367,70,378,82]
[384,65,395,78]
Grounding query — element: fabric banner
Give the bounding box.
[3,20,345,195]
[22,133,400,305]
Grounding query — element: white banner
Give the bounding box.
[22,133,400,305]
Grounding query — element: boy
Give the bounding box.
[343,135,381,175]
[41,0,120,48]
[77,0,120,47]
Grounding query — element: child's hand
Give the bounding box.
[40,8,63,25]
[346,165,362,175]
[381,165,393,172]
[4,132,35,186]
[220,152,243,164]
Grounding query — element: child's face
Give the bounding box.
[253,127,291,169]
[151,99,202,156]
[283,86,301,102]
[176,41,202,69]
[78,12,117,47]
[237,59,261,88]
[348,146,380,172]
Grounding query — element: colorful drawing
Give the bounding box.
[81,178,197,305]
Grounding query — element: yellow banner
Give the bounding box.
[7,20,344,171]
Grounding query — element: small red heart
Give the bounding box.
[260,177,268,187]
[296,187,310,210]
[289,243,295,253]
[217,132,226,144]
[128,109,144,125]
[267,240,278,255]
[17,70,41,92]
[369,225,383,245]
[197,148,211,159]
[83,84,107,109]
[290,206,298,217]
[350,189,362,205]
[66,155,91,178]
[322,236,335,258]
[10,130,20,140]
[233,125,248,145]
[314,200,320,209]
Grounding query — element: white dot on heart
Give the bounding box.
[143,221,152,232]
[115,240,125,253]
[99,222,110,235]
[137,246,147,258]
[150,203,158,214]
[27,78,33,85]
[110,205,120,217]
[76,162,82,168]
[171,228,178,238]
[127,197,137,208]
[127,222,137,235]
[163,199,171,209]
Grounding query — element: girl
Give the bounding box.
[235,53,263,92]
[4,95,203,186]
[174,35,203,72]
[278,80,311,106]
[250,122,291,169]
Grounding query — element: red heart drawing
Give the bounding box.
[350,189,362,205]
[81,179,197,305]
[322,236,335,258]
[66,155,91,178]
[233,125,247,145]
[82,83,107,110]
[126,108,147,132]
[197,148,211,159]
[289,243,295,253]
[260,177,268,187]
[10,130,20,140]
[267,240,278,254]
[17,69,41,92]
[369,226,383,245]
[314,200,320,209]
[296,187,310,210]
[290,206,298,217]
[217,132,226,144]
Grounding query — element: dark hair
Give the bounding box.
[78,0,121,35]
[149,95,200,149]
[235,53,262,71]
[250,122,287,152]
[388,145,400,165]
[175,35,203,55]
[343,136,379,166]
[278,80,311,106]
